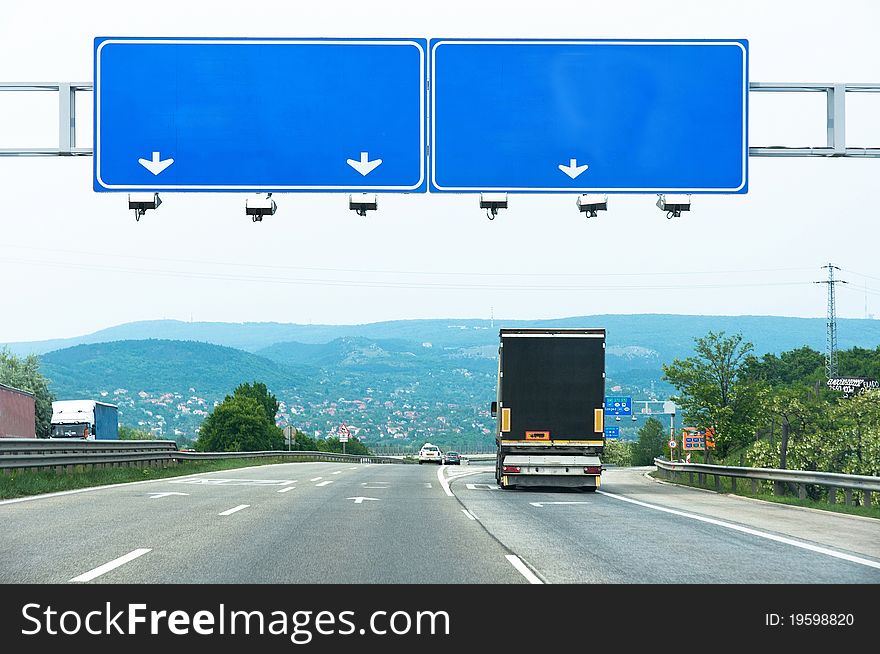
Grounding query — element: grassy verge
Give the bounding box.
[649,470,880,520]
[0,457,312,500]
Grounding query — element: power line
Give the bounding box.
[0,256,815,293]
[0,243,814,280]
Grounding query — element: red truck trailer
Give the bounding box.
[0,383,37,438]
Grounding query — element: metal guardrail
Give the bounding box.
[174,450,402,465]
[0,439,403,471]
[653,458,879,508]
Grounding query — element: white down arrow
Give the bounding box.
[346,152,383,176]
[138,151,174,175]
[558,158,589,179]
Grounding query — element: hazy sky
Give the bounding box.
[2,0,880,343]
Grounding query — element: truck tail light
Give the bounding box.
[502,465,521,474]
[583,466,601,474]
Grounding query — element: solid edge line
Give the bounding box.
[219,504,250,516]
[643,470,880,523]
[597,490,880,571]
[505,555,544,584]
[69,548,152,583]
[461,508,477,520]
[437,464,453,496]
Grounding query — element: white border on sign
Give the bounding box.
[95,39,426,191]
[429,40,748,193]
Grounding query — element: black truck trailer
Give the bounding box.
[492,328,606,490]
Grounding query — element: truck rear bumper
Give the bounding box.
[502,474,600,489]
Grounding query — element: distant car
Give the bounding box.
[443,451,461,465]
[418,443,443,464]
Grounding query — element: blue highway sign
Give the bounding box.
[430,39,748,193]
[605,396,633,417]
[604,426,620,438]
[94,38,427,192]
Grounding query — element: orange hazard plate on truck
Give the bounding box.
[525,431,550,441]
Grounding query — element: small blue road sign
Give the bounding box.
[605,396,633,417]
[430,39,748,193]
[95,38,427,192]
[604,426,621,438]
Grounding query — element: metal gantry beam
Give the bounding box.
[1,81,879,158]
[0,82,92,156]
[749,82,880,157]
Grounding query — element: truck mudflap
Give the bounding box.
[499,454,602,490]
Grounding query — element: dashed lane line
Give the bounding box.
[69,548,152,583]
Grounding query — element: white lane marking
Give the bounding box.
[437,464,453,496]
[171,478,293,486]
[348,496,380,504]
[529,501,589,508]
[147,492,189,499]
[349,467,358,470]
[277,486,296,493]
[447,469,489,481]
[466,483,500,490]
[69,548,152,583]
[310,477,323,482]
[316,480,333,487]
[598,491,880,571]
[219,504,250,516]
[505,555,543,585]
[332,471,343,475]
[461,509,477,520]
[280,480,297,486]
[424,483,433,489]
[0,477,188,506]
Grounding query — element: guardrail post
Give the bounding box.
[688,472,693,484]
[865,490,873,508]
[773,481,784,496]
[828,487,836,504]
[751,479,758,494]
[715,475,722,491]
[844,489,852,506]
[798,484,806,500]
[730,476,736,492]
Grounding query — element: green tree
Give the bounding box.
[118,424,155,440]
[0,347,55,438]
[292,429,319,451]
[632,417,667,465]
[232,381,279,425]
[196,394,284,452]
[662,331,762,460]
[603,439,633,467]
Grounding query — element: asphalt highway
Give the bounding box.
[1,460,878,584]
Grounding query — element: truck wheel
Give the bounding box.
[582,486,597,493]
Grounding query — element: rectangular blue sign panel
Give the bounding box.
[605,396,633,417]
[94,38,427,192]
[604,426,620,438]
[430,39,748,193]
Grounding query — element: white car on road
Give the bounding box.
[418,443,443,464]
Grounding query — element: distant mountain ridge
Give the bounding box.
[9,314,880,363]
[30,314,880,447]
